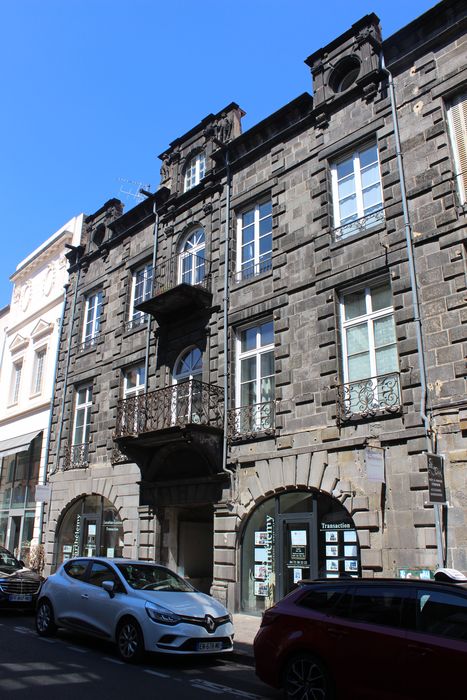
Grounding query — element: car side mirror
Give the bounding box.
[19,560,26,568]
[102,580,116,598]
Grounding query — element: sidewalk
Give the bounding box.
[230,613,261,664]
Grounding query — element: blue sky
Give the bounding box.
[0,0,437,307]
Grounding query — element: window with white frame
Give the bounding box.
[235,321,275,432]
[72,385,93,447]
[10,359,23,404]
[172,347,203,425]
[123,365,146,434]
[129,263,153,328]
[447,92,467,205]
[31,347,47,395]
[82,290,103,349]
[184,152,206,192]
[331,142,383,239]
[179,228,206,286]
[123,365,146,398]
[339,281,400,416]
[237,200,272,281]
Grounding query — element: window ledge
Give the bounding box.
[228,428,276,444]
[330,219,386,251]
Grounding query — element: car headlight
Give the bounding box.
[145,601,181,625]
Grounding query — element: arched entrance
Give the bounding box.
[55,494,123,568]
[240,490,360,614]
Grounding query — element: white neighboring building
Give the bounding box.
[0,215,83,566]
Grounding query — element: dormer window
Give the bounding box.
[329,56,361,94]
[184,152,205,192]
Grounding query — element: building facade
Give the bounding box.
[0,215,84,566]
[44,0,466,612]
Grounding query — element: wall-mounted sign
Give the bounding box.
[426,453,446,504]
[35,484,51,502]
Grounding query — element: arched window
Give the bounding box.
[184,152,205,192]
[173,346,203,383]
[179,228,206,285]
[172,347,203,425]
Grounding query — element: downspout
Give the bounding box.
[36,283,69,549]
[380,54,444,567]
[144,199,160,392]
[221,148,234,494]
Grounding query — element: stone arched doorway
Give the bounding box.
[240,489,360,614]
[54,494,123,568]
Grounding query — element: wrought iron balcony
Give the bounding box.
[336,372,401,424]
[333,208,385,242]
[227,401,275,440]
[80,334,99,352]
[63,443,89,470]
[115,379,224,439]
[135,253,212,322]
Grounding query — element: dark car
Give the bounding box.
[0,546,43,610]
[254,577,467,699]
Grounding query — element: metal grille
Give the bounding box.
[234,256,272,283]
[80,335,99,351]
[333,208,385,241]
[154,253,210,296]
[336,372,401,423]
[63,443,89,470]
[0,579,41,594]
[115,380,224,438]
[227,401,275,439]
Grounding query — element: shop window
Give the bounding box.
[82,290,103,350]
[184,152,205,192]
[128,263,153,330]
[446,92,467,205]
[236,200,272,281]
[337,280,401,421]
[331,142,384,240]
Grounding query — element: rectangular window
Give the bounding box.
[32,348,47,395]
[234,320,275,432]
[331,143,384,240]
[72,385,93,447]
[10,360,23,404]
[122,365,146,434]
[82,290,103,349]
[123,365,146,397]
[339,281,400,418]
[236,200,272,281]
[129,264,153,329]
[447,92,467,205]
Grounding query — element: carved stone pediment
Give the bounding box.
[31,319,54,342]
[9,334,29,354]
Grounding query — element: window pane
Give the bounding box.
[361,161,380,189]
[241,357,256,383]
[376,346,398,375]
[260,351,274,378]
[363,183,382,212]
[241,381,256,406]
[348,352,371,381]
[336,156,354,180]
[259,216,272,236]
[259,201,272,218]
[242,223,255,244]
[241,327,257,352]
[417,590,467,641]
[344,290,366,319]
[371,283,392,311]
[337,175,356,200]
[259,234,272,257]
[359,144,378,169]
[242,209,254,227]
[242,242,254,264]
[339,195,358,221]
[260,322,274,346]
[346,324,369,354]
[374,316,396,348]
[261,376,274,403]
[349,586,404,628]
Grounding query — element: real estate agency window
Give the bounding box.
[236,200,272,281]
[10,358,23,405]
[129,263,153,329]
[82,290,103,349]
[235,320,275,432]
[446,92,467,205]
[184,152,206,192]
[31,347,47,395]
[331,142,384,240]
[339,280,400,417]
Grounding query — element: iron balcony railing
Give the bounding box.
[153,252,210,296]
[227,401,275,439]
[336,372,401,424]
[115,380,224,438]
[234,255,273,283]
[63,443,89,470]
[126,313,148,332]
[80,334,99,352]
[333,208,385,242]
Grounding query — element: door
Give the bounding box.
[80,561,124,637]
[277,515,316,599]
[80,516,100,558]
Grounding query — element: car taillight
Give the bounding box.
[260,609,281,627]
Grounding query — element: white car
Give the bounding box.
[36,557,234,662]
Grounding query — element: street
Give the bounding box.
[0,612,281,700]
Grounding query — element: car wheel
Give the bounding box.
[116,618,144,663]
[36,599,57,637]
[284,653,333,700]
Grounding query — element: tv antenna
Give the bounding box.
[117,177,151,206]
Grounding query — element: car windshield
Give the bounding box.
[116,563,195,592]
[0,548,22,572]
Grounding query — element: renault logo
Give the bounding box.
[204,615,216,633]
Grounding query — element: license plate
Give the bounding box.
[197,641,223,652]
[9,594,32,602]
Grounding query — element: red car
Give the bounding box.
[254,577,467,699]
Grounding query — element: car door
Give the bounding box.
[325,584,410,700]
[53,559,91,625]
[402,586,467,698]
[80,561,127,638]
